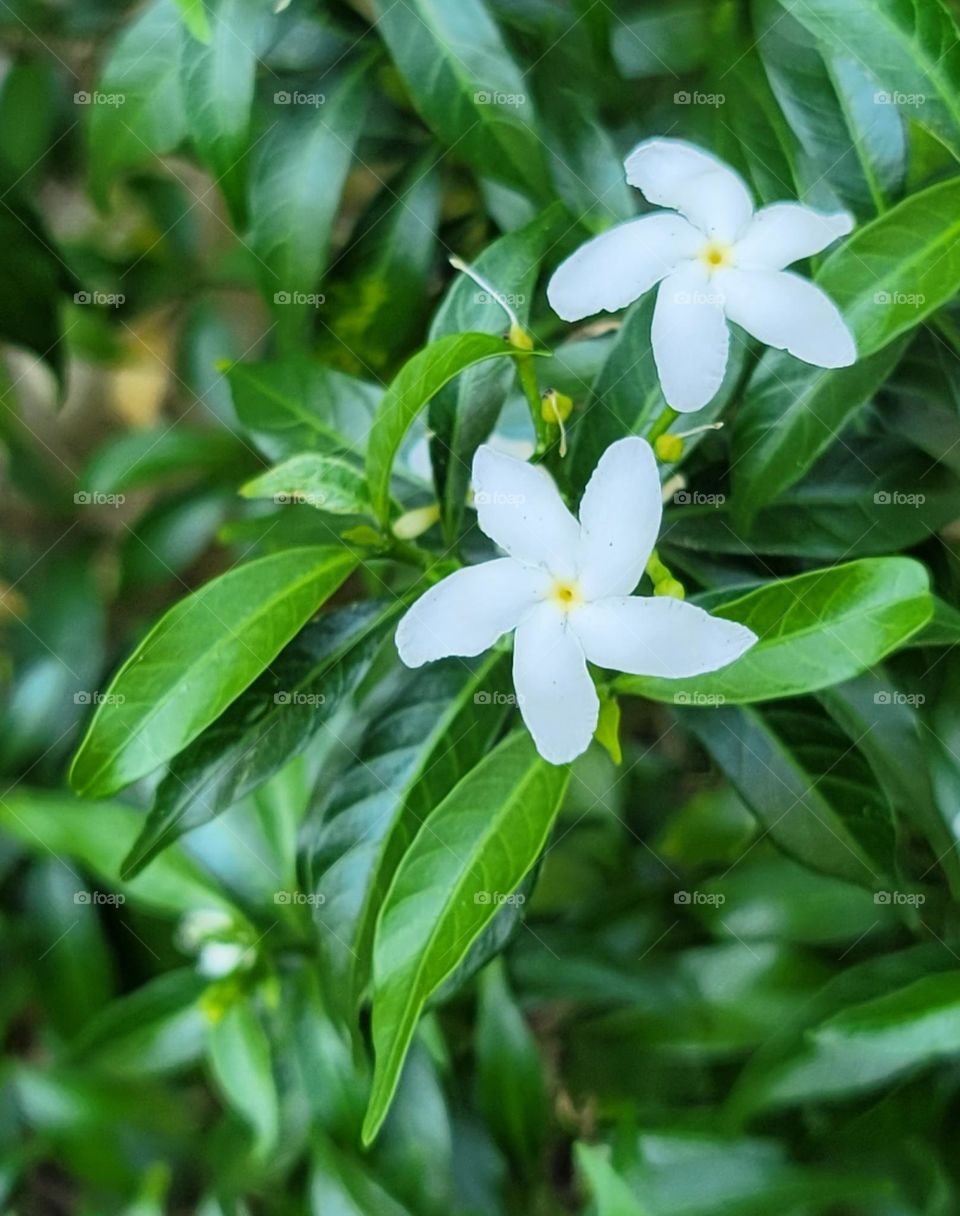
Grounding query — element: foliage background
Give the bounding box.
[3,0,960,1213]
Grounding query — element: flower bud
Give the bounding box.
[654,433,684,462]
[654,578,685,600]
[508,322,534,351]
[392,503,441,540]
[541,388,573,424]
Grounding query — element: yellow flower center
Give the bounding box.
[551,579,582,610]
[700,240,734,271]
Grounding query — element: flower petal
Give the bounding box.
[396,558,549,668]
[572,596,757,677]
[514,602,599,764]
[624,138,754,241]
[719,268,856,368]
[577,437,662,599]
[546,213,702,322]
[473,445,581,578]
[652,263,730,413]
[735,203,853,270]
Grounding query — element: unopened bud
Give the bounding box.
[654,433,684,462]
[654,578,685,600]
[541,388,573,424]
[391,503,441,540]
[508,322,534,351]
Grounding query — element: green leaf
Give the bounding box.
[310,657,513,1013]
[775,0,960,160]
[173,0,211,41]
[0,790,235,916]
[731,338,909,517]
[249,60,370,348]
[475,959,548,1164]
[818,177,960,357]
[88,0,187,206]
[225,357,380,461]
[207,999,279,1152]
[362,731,568,1144]
[180,0,264,223]
[83,426,247,495]
[575,1144,650,1216]
[370,0,549,199]
[755,0,904,215]
[367,332,535,524]
[681,703,894,886]
[619,558,931,705]
[123,600,394,878]
[428,204,568,538]
[240,453,373,516]
[69,547,356,798]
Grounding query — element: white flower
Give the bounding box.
[547,138,857,413]
[395,438,757,764]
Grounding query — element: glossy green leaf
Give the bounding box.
[310,657,513,1013]
[681,703,894,886]
[83,427,247,495]
[363,731,568,1143]
[249,60,369,347]
[618,558,931,705]
[775,0,960,159]
[70,547,356,798]
[731,338,908,517]
[225,357,380,461]
[370,0,549,199]
[123,600,394,878]
[240,452,372,516]
[367,332,535,523]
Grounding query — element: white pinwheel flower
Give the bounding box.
[395,438,757,764]
[547,138,857,413]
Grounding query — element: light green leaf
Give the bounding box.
[174,0,211,41]
[208,1000,279,1152]
[241,453,372,516]
[618,558,931,705]
[69,547,356,798]
[367,332,536,524]
[575,1144,650,1216]
[362,731,568,1143]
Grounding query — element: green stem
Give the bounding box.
[515,353,550,453]
[647,406,678,444]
